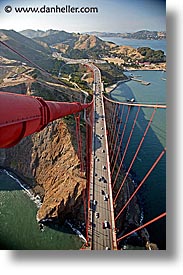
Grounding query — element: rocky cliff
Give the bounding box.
[0,118,87,224]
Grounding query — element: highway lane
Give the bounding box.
[52,55,116,249]
[51,54,116,249]
[88,64,117,250]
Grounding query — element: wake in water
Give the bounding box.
[66,220,87,243]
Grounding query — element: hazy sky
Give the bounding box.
[0,0,166,33]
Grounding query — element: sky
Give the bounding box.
[0,0,166,33]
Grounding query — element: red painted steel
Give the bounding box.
[110,105,125,163]
[115,148,166,221]
[114,108,157,202]
[111,106,131,176]
[117,212,166,243]
[112,106,140,189]
[0,91,90,148]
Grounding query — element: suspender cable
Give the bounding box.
[82,188,87,235]
[117,212,166,243]
[114,108,157,202]
[112,106,140,190]
[107,101,116,135]
[110,105,125,163]
[74,113,84,172]
[109,104,120,155]
[115,147,166,221]
[108,104,119,148]
[111,105,131,177]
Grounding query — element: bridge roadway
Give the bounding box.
[87,63,117,250]
[53,55,117,249]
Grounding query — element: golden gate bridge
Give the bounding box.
[0,39,166,250]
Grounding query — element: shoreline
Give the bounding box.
[105,68,166,94]
[0,167,42,209]
[105,78,130,94]
[0,167,87,245]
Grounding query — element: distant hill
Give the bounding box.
[0,28,166,75]
[86,30,166,40]
[0,29,54,70]
[19,29,45,38]
[20,29,116,59]
[20,29,77,46]
[19,29,166,63]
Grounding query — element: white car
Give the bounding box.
[103,220,108,229]
[93,200,97,205]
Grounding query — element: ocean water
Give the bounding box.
[99,37,166,54]
[0,169,84,250]
[110,70,166,249]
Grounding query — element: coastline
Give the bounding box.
[0,167,87,245]
[104,68,166,95]
[0,167,42,209]
[105,78,130,94]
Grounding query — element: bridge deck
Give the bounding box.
[87,64,117,250]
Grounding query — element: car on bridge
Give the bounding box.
[103,220,109,229]
[104,194,109,201]
[93,200,97,205]
[95,212,99,218]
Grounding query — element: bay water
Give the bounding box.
[110,70,166,249]
[99,37,166,54]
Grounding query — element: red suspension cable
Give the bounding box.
[0,40,48,74]
[111,106,131,176]
[114,108,157,203]
[115,147,166,221]
[110,105,125,162]
[108,104,119,147]
[74,113,84,172]
[109,104,121,155]
[117,212,166,243]
[107,102,116,135]
[112,106,140,190]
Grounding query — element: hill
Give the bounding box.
[20,29,166,65]
[86,30,166,40]
[19,29,45,38]
[21,29,116,59]
[122,30,166,40]
[0,29,54,70]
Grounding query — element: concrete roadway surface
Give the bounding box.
[88,64,117,250]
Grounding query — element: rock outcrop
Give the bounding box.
[0,118,86,223]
